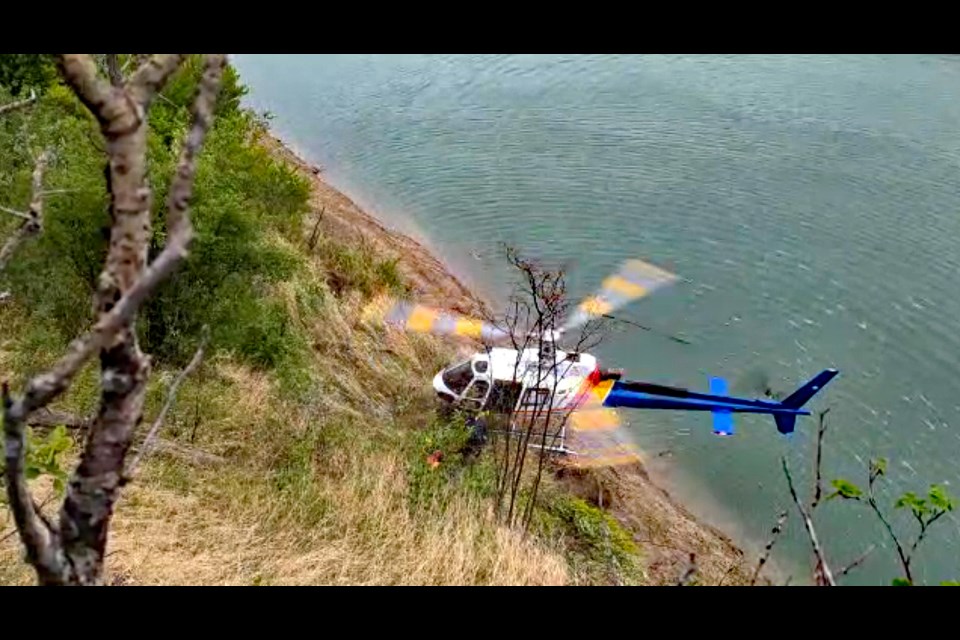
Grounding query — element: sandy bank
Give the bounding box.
[261,131,754,585]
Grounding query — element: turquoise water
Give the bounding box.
[233,54,960,585]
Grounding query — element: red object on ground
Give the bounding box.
[426,450,443,468]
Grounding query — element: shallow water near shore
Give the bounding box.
[234,54,960,585]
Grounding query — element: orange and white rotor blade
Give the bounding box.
[377,300,512,343]
[563,258,678,332]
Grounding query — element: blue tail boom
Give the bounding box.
[601,368,839,436]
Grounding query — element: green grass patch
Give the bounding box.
[533,491,644,585]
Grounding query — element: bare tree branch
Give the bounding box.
[57,55,121,127]
[25,412,225,468]
[0,89,37,116]
[25,409,93,430]
[781,455,835,586]
[750,510,788,586]
[120,54,146,75]
[3,53,224,585]
[2,382,67,583]
[165,56,224,234]
[124,331,208,479]
[810,408,829,510]
[0,150,50,274]
[307,206,325,250]
[142,439,225,466]
[106,54,123,87]
[127,54,186,105]
[0,205,31,221]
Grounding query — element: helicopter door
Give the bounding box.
[461,378,490,411]
[517,387,551,413]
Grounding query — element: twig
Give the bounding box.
[106,54,123,87]
[677,553,697,586]
[0,150,50,274]
[307,206,325,250]
[910,510,948,556]
[716,560,741,586]
[127,54,187,105]
[145,439,225,467]
[781,455,835,586]
[124,330,208,479]
[865,469,912,584]
[837,544,876,579]
[750,510,788,586]
[39,188,89,196]
[0,205,30,220]
[25,409,92,430]
[600,313,693,346]
[810,408,830,510]
[0,89,37,116]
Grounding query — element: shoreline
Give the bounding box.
[261,130,755,585]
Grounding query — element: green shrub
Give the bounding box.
[3,59,316,380]
[315,238,409,299]
[533,493,643,584]
[406,414,497,511]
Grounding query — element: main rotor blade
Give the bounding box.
[379,300,512,343]
[562,259,678,332]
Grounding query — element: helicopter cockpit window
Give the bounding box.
[474,360,489,374]
[442,361,473,395]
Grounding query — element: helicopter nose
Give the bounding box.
[433,371,451,395]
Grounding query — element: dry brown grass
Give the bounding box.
[2,320,569,586]
[95,452,567,586]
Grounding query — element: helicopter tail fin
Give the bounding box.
[773,414,797,435]
[773,369,840,434]
[780,369,840,410]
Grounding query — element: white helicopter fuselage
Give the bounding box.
[432,346,599,415]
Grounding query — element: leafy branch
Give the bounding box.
[769,406,957,586]
[827,457,955,585]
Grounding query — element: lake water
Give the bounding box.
[233,54,960,585]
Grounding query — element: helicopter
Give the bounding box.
[374,258,839,468]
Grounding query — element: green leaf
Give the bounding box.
[891,577,912,586]
[830,478,863,500]
[895,491,923,511]
[928,485,955,512]
[941,580,960,586]
[871,457,888,476]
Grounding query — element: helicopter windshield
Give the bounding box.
[442,361,473,395]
